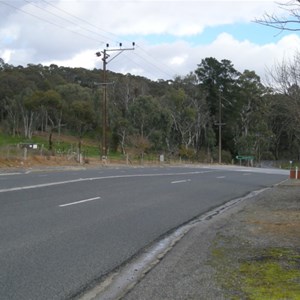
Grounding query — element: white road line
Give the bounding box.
[59,197,101,207]
[0,171,213,193]
[243,173,251,176]
[0,172,22,176]
[216,176,226,179]
[171,179,191,184]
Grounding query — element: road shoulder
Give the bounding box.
[123,181,300,300]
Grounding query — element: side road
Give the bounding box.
[123,180,300,300]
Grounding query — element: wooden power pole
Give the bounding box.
[96,43,135,160]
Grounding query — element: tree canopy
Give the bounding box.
[0,57,298,163]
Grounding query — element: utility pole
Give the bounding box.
[96,42,135,160]
[215,94,226,164]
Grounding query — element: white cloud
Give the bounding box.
[0,0,296,82]
[36,33,300,83]
[169,54,188,66]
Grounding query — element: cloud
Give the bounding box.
[0,0,296,82]
[115,33,300,81]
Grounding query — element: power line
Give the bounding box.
[104,42,176,80]
[0,0,105,45]
[23,0,173,78]
[36,0,177,78]
[134,48,174,79]
[23,0,110,43]
[136,45,177,78]
[1,0,178,80]
[39,0,119,44]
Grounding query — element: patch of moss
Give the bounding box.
[210,238,300,299]
[239,249,300,300]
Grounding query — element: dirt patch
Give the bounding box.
[248,210,300,237]
[209,184,300,299]
[0,155,82,169]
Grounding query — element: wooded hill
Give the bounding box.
[0,55,299,164]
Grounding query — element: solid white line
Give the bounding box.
[0,171,212,193]
[0,172,22,176]
[171,179,191,184]
[59,197,101,207]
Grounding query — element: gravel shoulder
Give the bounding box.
[123,180,300,300]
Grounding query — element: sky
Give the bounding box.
[0,0,300,82]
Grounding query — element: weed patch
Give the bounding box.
[211,240,300,300]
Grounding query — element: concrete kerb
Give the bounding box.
[79,187,271,300]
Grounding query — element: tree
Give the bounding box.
[233,70,268,157]
[2,96,19,136]
[171,74,212,156]
[128,95,171,154]
[255,1,300,32]
[70,100,96,160]
[31,90,64,150]
[20,89,39,139]
[266,53,300,159]
[195,58,240,156]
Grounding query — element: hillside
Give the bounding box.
[0,57,299,164]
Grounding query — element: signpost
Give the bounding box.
[236,155,255,166]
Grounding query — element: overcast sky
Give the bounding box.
[0,0,299,81]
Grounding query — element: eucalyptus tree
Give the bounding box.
[172,74,212,157]
[266,53,300,159]
[110,74,152,153]
[234,70,270,158]
[69,100,96,157]
[128,95,172,154]
[19,88,40,139]
[30,90,64,150]
[0,60,27,128]
[54,83,96,151]
[163,86,198,155]
[195,57,240,156]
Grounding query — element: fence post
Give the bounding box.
[23,147,27,160]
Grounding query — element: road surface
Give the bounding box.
[0,165,288,299]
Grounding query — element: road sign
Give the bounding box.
[236,156,255,160]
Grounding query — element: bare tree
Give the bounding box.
[267,52,300,94]
[267,52,300,158]
[255,1,300,32]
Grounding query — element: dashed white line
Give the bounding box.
[216,176,226,179]
[59,197,101,207]
[171,179,191,184]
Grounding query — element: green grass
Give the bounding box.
[0,132,164,163]
[240,249,300,300]
[0,132,134,161]
[211,242,300,300]
[0,134,25,146]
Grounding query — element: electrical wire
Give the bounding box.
[23,0,112,43]
[134,47,175,79]
[39,0,120,44]
[0,0,178,80]
[0,0,105,44]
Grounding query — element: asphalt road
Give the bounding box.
[0,166,288,299]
